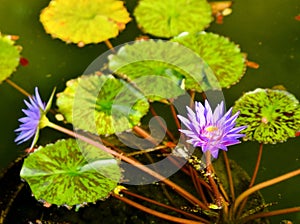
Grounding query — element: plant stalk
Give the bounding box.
[5,79,30,97]
[233,169,300,214]
[237,143,263,217]
[47,121,208,210]
[113,194,205,224]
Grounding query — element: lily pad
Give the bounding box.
[40,0,131,46]
[233,88,300,144]
[20,139,121,206]
[108,39,219,97]
[56,74,149,135]
[172,32,246,89]
[0,33,21,83]
[133,0,213,38]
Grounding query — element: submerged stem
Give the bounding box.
[233,169,300,214]
[240,206,300,223]
[132,125,158,145]
[113,194,205,224]
[47,122,208,210]
[104,39,115,52]
[150,105,176,142]
[237,143,264,217]
[169,99,181,130]
[205,152,224,209]
[121,190,210,223]
[222,151,235,201]
[5,79,30,97]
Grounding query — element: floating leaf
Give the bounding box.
[172,32,246,89]
[233,88,300,144]
[20,139,121,206]
[134,0,213,38]
[109,39,219,97]
[0,33,21,83]
[56,74,149,135]
[40,0,131,46]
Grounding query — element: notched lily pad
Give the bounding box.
[20,139,121,207]
[56,74,149,135]
[134,0,213,38]
[40,0,131,46]
[0,33,21,83]
[20,139,121,206]
[172,32,246,89]
[109,39,219,96]
[233,88,300,144]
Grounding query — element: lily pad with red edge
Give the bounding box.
[172,32,247,89]
[108,39,219,97]
[233,88,300,144]
[40,0,131,46]
[0,33,21,83]
[134,0,213,38]
[20,138,121,207]
[56,74,149,135]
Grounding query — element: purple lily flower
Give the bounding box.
[178,100,247,159]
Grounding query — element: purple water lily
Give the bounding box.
[178,100,246,158]
[15,87,46,145]
[15,87,54,148]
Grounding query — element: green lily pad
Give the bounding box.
[108,39,219,97]
[172,32,246,89]
[134,0,212,38]
[40,0,131,46]
[0,33,21,83]
[233,88,300,144]
[20,139,121,206]
[56,74,149,135]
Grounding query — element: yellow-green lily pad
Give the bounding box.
[0,33,21,83]
[134,0,213,38]
[56,74,149,135]
[20,139,121,207]
[40,0,131,46]
[233,88,300,144]
[172,32,247,89]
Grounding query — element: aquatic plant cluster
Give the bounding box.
[1,0,300,223]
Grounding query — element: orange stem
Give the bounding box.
[113,194,206,224]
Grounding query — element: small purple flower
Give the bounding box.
[178,100,246,159]
[15,87,54,148]
[15,87,46,145]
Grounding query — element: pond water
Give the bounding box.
[0,0,299,223]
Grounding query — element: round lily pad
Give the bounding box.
[40,0,131,46]
[56,74,149,135]
[108,39,219,96]
[233,88,300,144]
[0,34,21,83]
[172,32,246,89]
[20,139,121,206]
[134,0,213,38]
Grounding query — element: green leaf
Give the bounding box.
[0,33,21,83]
[20,139,121,206]
[108,39,219,97]
[134,0,212,38]
[40,0,131,46]
[56,74,149,135]
[233,88,300,144]
[172,32,246,89]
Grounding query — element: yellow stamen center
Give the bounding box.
[205,126,219,132]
